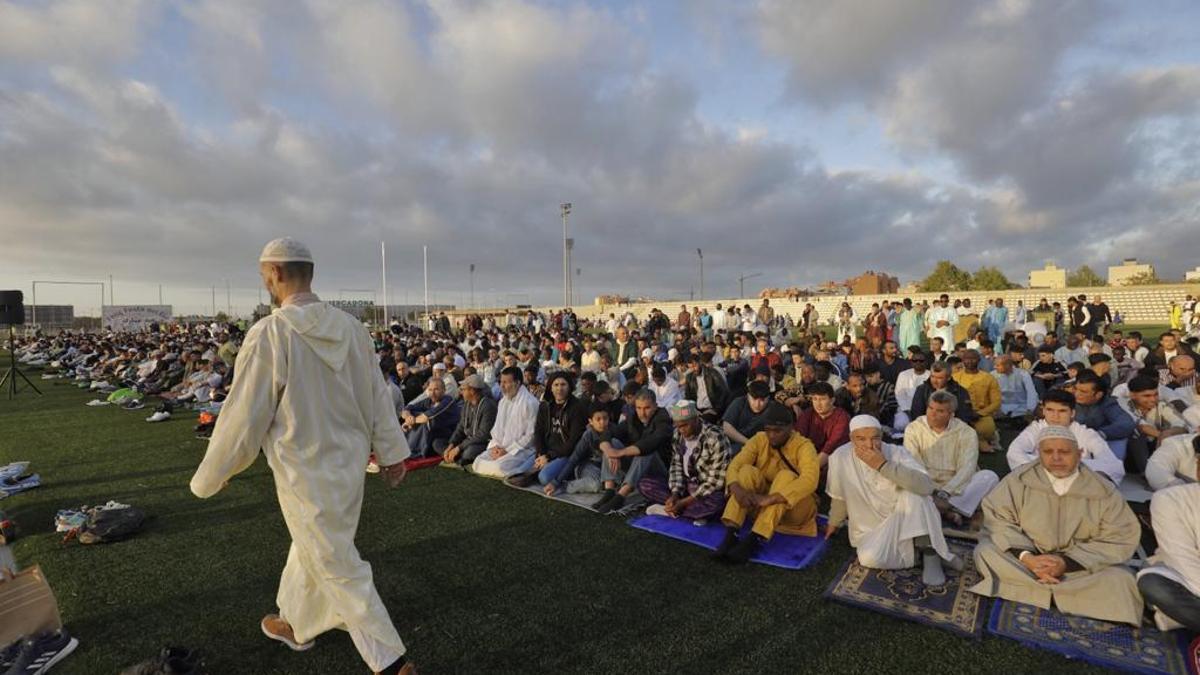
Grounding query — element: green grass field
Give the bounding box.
[0,364,1114,674]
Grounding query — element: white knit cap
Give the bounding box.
[849,414,881,432]
[1036,424,1078,448]
[259,237,314,264]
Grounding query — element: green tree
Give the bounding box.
[918,260,973,292]
[970,266,1018,291]
[1066,265,1105,288]
[1122,270,1162,286]
[214,312,230,323]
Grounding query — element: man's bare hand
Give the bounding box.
[381,461,408,488]
[443,446,460,463]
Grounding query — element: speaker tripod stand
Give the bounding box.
[1,325,41,400]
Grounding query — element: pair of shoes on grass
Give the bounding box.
[2,629,78,675]
[712,527,764,565]
[593,489,626,514]
[119,646,203,675]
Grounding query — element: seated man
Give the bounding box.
[862,363,899,428]
[792,382,850,466]
[971,425,1142,626]
[647,363,682,409]
[910,362,978,427]
[992,354,1038,424]
[952,349,1001,452]
[827,415,960,585]
[1163,354,1197,407]
[682,352,730,422]
[508,372,588,488]
[1030,344,1067,396]
[640,400,732,522]
[1138,482,1200,631]
[1006,390,1125,485]
[1072,371,1135,458]
[892,350,931,430]
[904,390,999,526]
[1146,433,1199,491]
[472,366,541,478]
[442,374,498,467]
[714,403,819,564]
[594,389,674,514]
[400,377,462,457]
[1124,374,1190,474]
[722,380,772,454]
[834,373,883,419]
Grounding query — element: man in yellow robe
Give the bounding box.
[715,403,819,564]
[191,238,417,675]
[953,349,1001,451]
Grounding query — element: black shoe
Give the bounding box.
[119,646,203,675]
[592,489,616,511]
[712,527,740,560]
[505,472,539,488]
[6,630,78,675]
[596,492,625,514]
[726,534,764,565]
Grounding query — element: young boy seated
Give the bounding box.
[544,402,617,496]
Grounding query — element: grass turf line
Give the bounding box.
[0,365,1111,674]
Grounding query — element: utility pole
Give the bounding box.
[560,203,571,306]
[565,238,574,307]
[576,267,581,306]
[423,245,429,321]
[109,274,114,305]
[381,241,389,326]
[738,272,763,299]
[158,284,163,306]
[211,286,216,317]
[697,248,704,300]
[469,263,476,308]
[226,279,231,317]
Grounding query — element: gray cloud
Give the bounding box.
[2,0,1198,315]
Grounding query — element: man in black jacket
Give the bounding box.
[683,352,730,422]
[443,374,498,466]
[595,388,674,514]
[909,362,978,425]
[508,372,588,488]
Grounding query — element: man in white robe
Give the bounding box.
[826,415,961,586]
[1146,432,1198,491]
[1139,482,1200,631]
[1006,389,1125,485]
[892,352,931,431]
[925,294,958,349]
[903,390,998,525]
[190,238,416,675]
[472,366,540,477]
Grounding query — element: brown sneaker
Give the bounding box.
[260,614,315,651]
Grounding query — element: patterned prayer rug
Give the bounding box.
[628,514,828,570]
[987,600,1191,674]
[823,538,984,638]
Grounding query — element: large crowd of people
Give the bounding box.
[13,289,1200,637]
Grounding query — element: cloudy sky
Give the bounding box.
[3,0,1199,316]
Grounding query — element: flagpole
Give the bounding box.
[423,245,429,323]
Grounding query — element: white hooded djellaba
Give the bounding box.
[191,295,411,671]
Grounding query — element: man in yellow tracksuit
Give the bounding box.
[715,402,820,564]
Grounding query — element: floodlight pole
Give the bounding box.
[561,203,572,306]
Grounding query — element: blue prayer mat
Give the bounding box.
[823,538,985,638]
[987,600,1191,674]
[627,514,828,570]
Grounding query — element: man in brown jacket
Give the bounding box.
[970,425,1142,625]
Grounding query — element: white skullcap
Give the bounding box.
[1036,425,1078,448]
[849,414,881,432]
[259,237,314,264]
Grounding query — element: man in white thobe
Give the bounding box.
[826,415,961,586]
[1146,433,1198,491]
[903,390,998,525]
[472,366,540,477]
[190,238,416,675]
[893,353,931,431]
[925,294,958,349]
[1006,389,1125,485]
[1138,482,1200,632]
